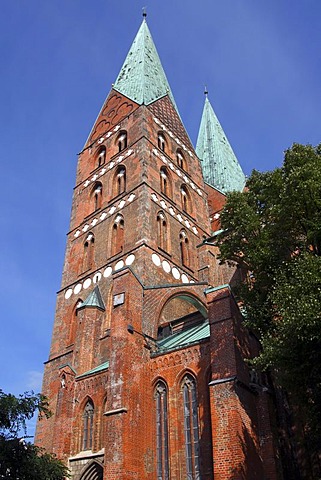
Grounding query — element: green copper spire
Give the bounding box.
[196,95,246,193]
[113,19,177,110]
[79,286,105,311]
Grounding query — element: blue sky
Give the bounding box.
[1,1,320,437]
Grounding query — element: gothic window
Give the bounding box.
[91,182,103,211]
[160,167,171,198]
[83,233,95,271]
[83,400,94,450]
[176,149,186,171]
[155,381,170,480]
[158,132,166,152]
[157,211,168,252]
[181,185,191,214]
[182,375,200,480]
[97,147,106,168]
[114,166,126,197]
[117,131,127,152]
[179,230,189,267]
[111,215,124,256]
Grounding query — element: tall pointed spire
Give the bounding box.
[113,19,178,111]
[196,95,246,193]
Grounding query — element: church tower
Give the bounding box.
[36,17,281,480]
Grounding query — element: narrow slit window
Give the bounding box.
[155,381,169,480]
[182,375,200,479]
[111,215,124,256]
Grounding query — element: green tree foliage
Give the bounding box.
[0,389,69,479]
[216,143,321,451]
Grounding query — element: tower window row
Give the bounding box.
[81,213,191,274]
[87,166,192,224]
[158,133,188,172]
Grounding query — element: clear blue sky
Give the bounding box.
[1,1,320,437]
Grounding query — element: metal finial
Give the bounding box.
[142,7,147,17]
[204,85,208,96]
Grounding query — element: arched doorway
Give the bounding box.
[79,461,103,480]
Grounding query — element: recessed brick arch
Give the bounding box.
[158,292,208,327]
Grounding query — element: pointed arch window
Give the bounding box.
[182,374,200,480]
[181,185,191,214]
[83,234,95,272]
[97,147,106,168]
[117,131,127,152]
[113,166,126,197]
[155,381,169,480]
[176,149,186,171]
[160,167,171,198]
[158,132,166,152]
[157,211,168,252]
[83,400,94,450]
[179,230,189,267]
[111,215,124,256]
[92,182,103,211]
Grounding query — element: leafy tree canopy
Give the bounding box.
[0,389,69,480]
[216,143,321,450]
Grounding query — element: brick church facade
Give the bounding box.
[36,17,281,480]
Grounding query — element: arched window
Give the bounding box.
[97,147,106,168]
[83,233,95,272]
[155,381,170,480]
[114,166,126,197]
[158,132,166,152]
[176,149,186,171]
[182,375,200,479]
[91,182,102,211]
[111,215,124,256]
[83,400,94,450]
[157,211,168,252]
[117,131,127,152]
[180,185,191,214]
[160,167,171,198]
[179,230,189,267]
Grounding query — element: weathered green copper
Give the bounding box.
[76,361,109,379]
[157,321,210,353]
[79,285,105,311]
[196,96,246,193]
[113,19,177,110]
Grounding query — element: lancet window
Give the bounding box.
[179,230,189,267]
[157,211,168,252]
[97,146,106,168]
[83,233,95,271]
[155,381,170,480]
[182,375,200,480]
[176,149,186,171]
[160,167,171,198]
[111,214,124,256]
[158,132,166,152]
[114,166,126,197]
[117,131,127,152]
[92,182,103,211]
[180,185,191,214]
